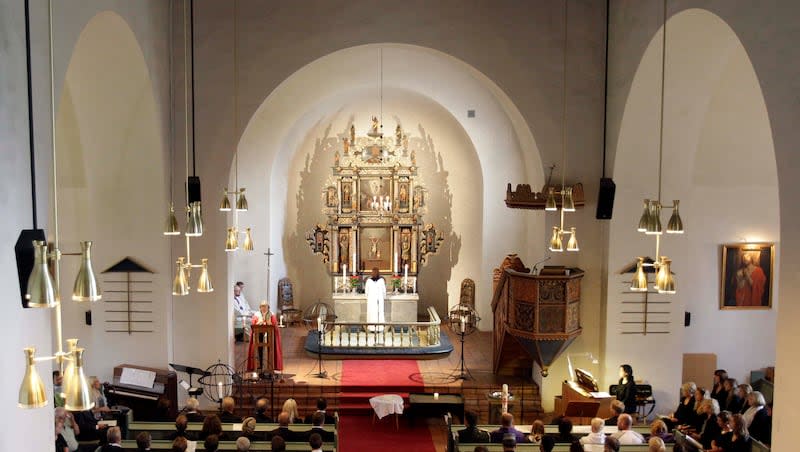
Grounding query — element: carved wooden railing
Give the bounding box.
[318,306,441,348]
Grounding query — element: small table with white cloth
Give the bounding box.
[369,394,404,430]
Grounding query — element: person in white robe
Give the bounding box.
[234,282,253,340]
[365,267,386,328]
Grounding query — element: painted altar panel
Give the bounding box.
[359,226,393,272]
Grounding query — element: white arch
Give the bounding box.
[606,8,778,409]
[232,43,545,327]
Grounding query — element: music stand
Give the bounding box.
[170,363,210,397]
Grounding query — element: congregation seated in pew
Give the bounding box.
[490,413,527,443]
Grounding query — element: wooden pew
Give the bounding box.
[449,424,652,435]
[126,421,337,448]
[121,439,335,451]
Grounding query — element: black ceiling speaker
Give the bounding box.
[596,177,616,219]
[187,176,201,204]
[15,229,47,308]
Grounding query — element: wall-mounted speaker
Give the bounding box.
[85,310,92,326]
[596,177,616,219]
[684,311,691,327]
[187,176,202,204]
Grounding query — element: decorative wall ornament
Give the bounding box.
[305,224,330,262]
[418,224,444,264]
[460,278,476,307]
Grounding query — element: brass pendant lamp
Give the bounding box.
[220,0,254,253]
[630,0,684,294]
[166,0,213,295]
[19,0,99,409]
[547,0,578,253]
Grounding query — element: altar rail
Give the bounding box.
[319,306,441,348]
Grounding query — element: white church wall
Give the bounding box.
[606,6,779,413]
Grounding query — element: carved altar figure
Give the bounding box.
[334,151,340,166]
[401,230,412,266]
[342,182,352,211]
[410,149,417,166]
[413,187,425,210]
[325,186,338,208]
[398,182,409,211]
[339,231,350,268]
[460,278,476,307]
[350,124,355,145]
[395,124,402,146]
[343,137,350,155]
[370,116,380,134]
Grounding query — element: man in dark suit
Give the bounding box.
[269,412,301,442]
[219,396,242,423]
[300,412,335,443]
[167,415,196,440]
[253,398,273,423]
[458,410,489,443]
[303,397,336,426]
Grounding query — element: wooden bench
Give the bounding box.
[126,421,337,448]
[121,439,335,451]
[449,424,652,435]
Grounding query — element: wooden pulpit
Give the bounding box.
[252,324,275,373]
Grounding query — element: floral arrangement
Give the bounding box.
[391,275,402,289]
[349,275,360,288]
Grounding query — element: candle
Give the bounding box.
[217,381,224,400]
[394,251,398,272]
[353,251,357,271]
[279,314,285,327]
[460,316,466,334]
[404,264,409,289]
[413,279,417,293]
[317,316,323,332]
[502,384,508,396]
[342,264,347,288]
[433,392,439,400]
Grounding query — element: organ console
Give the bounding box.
[106,364,178,421]
[554,368,615,424]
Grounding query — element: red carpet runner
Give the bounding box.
[341,359,424,387]
[338,359,435,451]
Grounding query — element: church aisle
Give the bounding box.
[338,414,438,452]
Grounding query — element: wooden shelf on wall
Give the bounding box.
[504,183,585,210]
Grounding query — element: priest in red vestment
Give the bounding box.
[247,301,284,372]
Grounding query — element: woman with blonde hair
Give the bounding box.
[729,414,752,451]
[649,419,673,443]
[690,399,721,449]
[666,381,696,429]
[647,437,665,452]
[88,376,109,412]
[527,419,545,444]
[282,398,303,424]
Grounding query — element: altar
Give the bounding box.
[333,292,419,323]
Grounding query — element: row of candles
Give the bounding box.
[370,195,392,212]
[339,262,416,293]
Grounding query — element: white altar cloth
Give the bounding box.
[369,394,404,419]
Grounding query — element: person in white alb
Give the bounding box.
[234,281,254,341]
[365,267,386,328]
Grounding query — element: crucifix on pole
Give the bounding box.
[265,248,275,308]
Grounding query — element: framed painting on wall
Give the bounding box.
[720,243,774,309]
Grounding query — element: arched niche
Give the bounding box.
[229,44,545,330]
[54,11,171,379]
[606,8,778,409]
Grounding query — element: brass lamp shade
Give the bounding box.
[236,188,248,211]
[225,227,239,252]
[562,187,575,212]
[243,228,254,251]
[163,204,180,235]
[637,199,650,232]
[666,200,684,234]
[61,338,79,396]
[172,258,189,296]
[566,227,579,251]
[72,241,101,302]
[630,258,648,292]
[18,348,47,408]
[185,202,203,237]
[545,187,557,211]
[197,259,213,293]
[219,188,232,211]
[26,240,58,308]
[549,226,563,252]
[645,202,663,235]
[63,348,94,412]
[656,257,676,294]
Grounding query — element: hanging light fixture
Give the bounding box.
[219,0,254,252]
[546,0,579,253]
[163,203,180,235]
[166,0,213,295]
[18,348,47,408]
[630,0,683,293]
[18,0,100,410]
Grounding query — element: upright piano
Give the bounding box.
[106,364,178,421]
